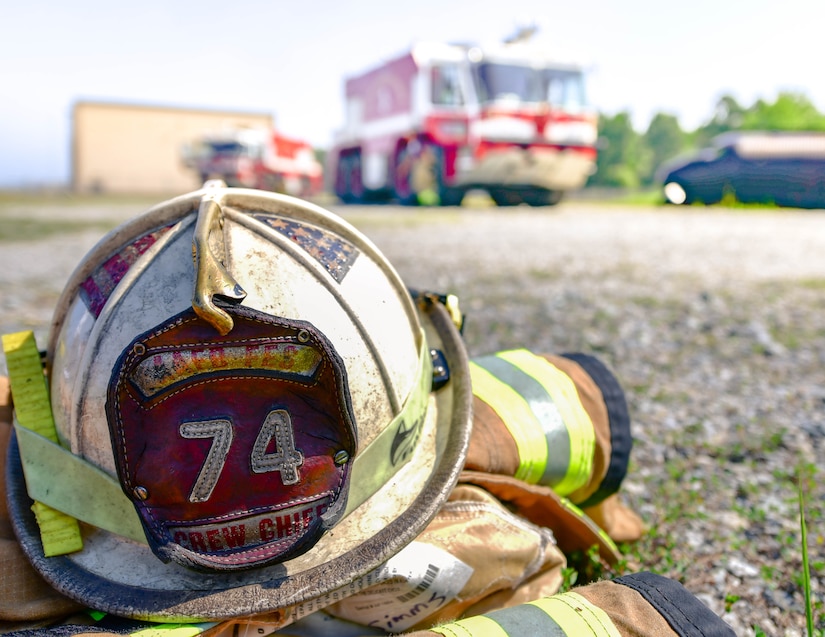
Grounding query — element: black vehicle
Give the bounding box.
[657,131,825,209]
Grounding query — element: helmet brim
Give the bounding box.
[7,298,472,622]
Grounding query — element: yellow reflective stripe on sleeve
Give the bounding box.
[529,591,622,637]
[430,590,621,636]
[496,350,595,496]
[431,615,511,637]
[2,331,83,556]
[469,362,548,484]
[130,623,215,636]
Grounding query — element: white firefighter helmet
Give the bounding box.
[6,182,472,621]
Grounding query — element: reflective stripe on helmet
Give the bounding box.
[2,331,83,556]
[469,349,595,495]
[431,591,621,637]
[7,328,432,549]
[344,329,433,516]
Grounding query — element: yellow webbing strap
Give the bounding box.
[13,424,147,542]
[2,331,83,556]
[430,591,621,637]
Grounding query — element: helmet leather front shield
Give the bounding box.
[107,304,356,571]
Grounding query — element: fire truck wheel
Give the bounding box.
[439,187,465,207]
[261,174,286,194]
[488,188,523,207]
[337,152,364,204]
[395,142,460,206]
[394,144,421,206]
[521,188,564,207]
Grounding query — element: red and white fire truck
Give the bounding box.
[184,128,323,197]
[328,34,598,206]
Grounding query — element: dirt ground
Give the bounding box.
[2,197,825,635]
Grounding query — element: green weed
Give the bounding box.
[799,464,817,636]
[724,594,741,613]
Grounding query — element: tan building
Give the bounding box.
[72,101,274,194]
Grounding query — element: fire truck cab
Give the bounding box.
[329,36,597,206]
[184,128,323,197]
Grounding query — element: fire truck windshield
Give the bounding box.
[201,140,266,161]
[207,141,250,156]
[472,63,586,111]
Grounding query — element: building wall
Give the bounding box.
[72,101,274,194]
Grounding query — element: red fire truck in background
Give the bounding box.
[328,31,598,206]
[184,128,323,197]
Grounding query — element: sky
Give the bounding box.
[1,0,823,188]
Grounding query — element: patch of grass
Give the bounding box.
[527,267,564,282]
[799,278,825,291]
[725,594,742,613]
[343,210,464,231]
[573,187,663,206]
[798,462,822,636]
[611,189,664,206]
[562,544,611,589]
[710,186,782,210]
[0,189,162,207]
[0,216,118,242]
[629,295,663,309]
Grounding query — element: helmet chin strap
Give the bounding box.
[192,182,247,335]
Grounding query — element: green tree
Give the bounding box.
[694,94,746,146]
[740,92,825,131]
[588,112,650,188]
[642,112,688,185]
[586,91,825,192]
[314,147,328,167]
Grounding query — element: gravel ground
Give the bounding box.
[2,197,825,636]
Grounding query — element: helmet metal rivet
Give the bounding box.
[133,486,149,501]
[297,330,310,343]
[133,343,146,356]
[334,450,349,465]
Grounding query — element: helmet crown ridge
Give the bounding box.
[191,184,247,335]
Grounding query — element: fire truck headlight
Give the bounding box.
[435,120,468,141]
[455,147,475,173]
[545,121,598,146]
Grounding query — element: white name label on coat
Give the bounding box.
[293,542,473,632]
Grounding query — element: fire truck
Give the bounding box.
[328,33,598,206]
[184,128,323,197]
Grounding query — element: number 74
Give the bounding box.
[179,409,304,503]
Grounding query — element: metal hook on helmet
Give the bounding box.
[192,182,247,335]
